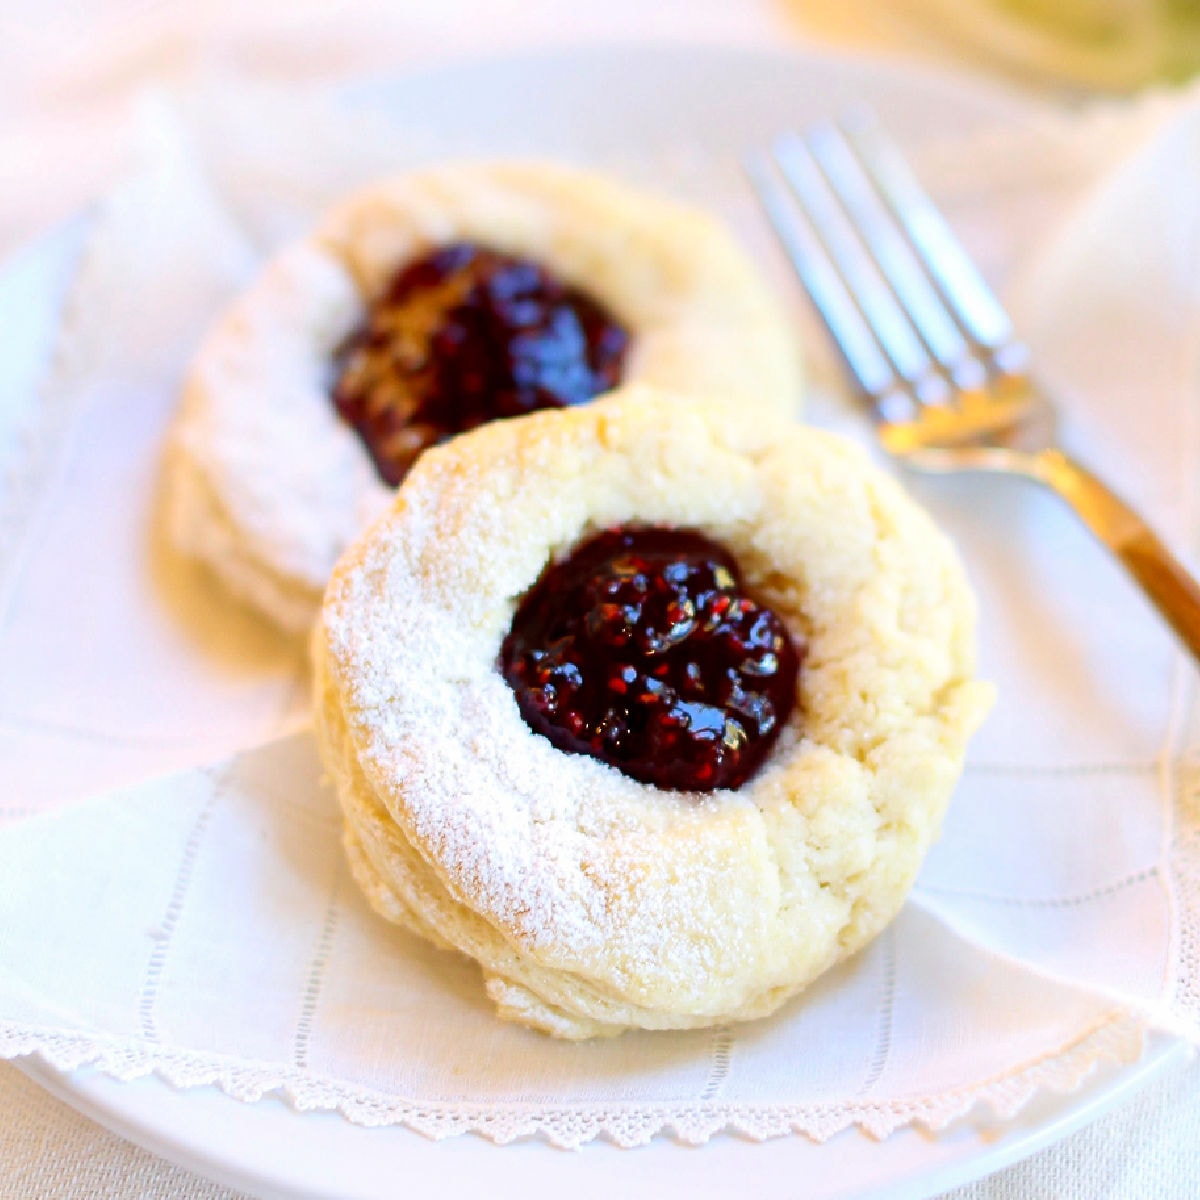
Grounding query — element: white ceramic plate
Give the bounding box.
[5,42,1187,1200]
[15,1035,1190,1200]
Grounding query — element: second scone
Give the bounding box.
[166,160,801,634]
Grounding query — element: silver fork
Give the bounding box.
[747,110,1200,667]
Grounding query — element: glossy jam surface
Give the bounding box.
[333,242,629,485]
[501,527,802,792]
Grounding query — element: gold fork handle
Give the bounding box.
[1032,448,1200,665]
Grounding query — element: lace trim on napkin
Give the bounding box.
[1177,793,1200,1030]
[0,1012,1147,1148]
[1172,674,1200,1032]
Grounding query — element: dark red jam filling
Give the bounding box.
[332,242,630,485]
[501,527,803,793]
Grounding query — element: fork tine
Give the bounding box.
[771,132,949,407]
[804,122,984,392]
[744,153,915,421]
[840,108,1028,376]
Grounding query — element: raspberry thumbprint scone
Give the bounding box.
[312,386,992,1039]
[166,162,801,634]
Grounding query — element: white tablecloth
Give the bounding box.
[4,1,1200,1196]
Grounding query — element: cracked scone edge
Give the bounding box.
[312,385,993,1038]
[166,160,803,635]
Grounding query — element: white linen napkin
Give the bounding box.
[0,105,311,816]
[0,76,1197,1145]
[0,730,1153,1147]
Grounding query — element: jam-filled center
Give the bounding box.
[333,242,630,486]
[501,527,803,793]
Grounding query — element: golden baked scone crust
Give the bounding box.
[167,161,802,634]
[312,385,992,1039]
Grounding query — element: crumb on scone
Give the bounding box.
[166,161,802,635]
[312,384,993,1039]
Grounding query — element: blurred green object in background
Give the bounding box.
[1000,0,1200,83]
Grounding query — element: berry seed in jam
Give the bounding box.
[332,242,629,486]
[501,528,803,793]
